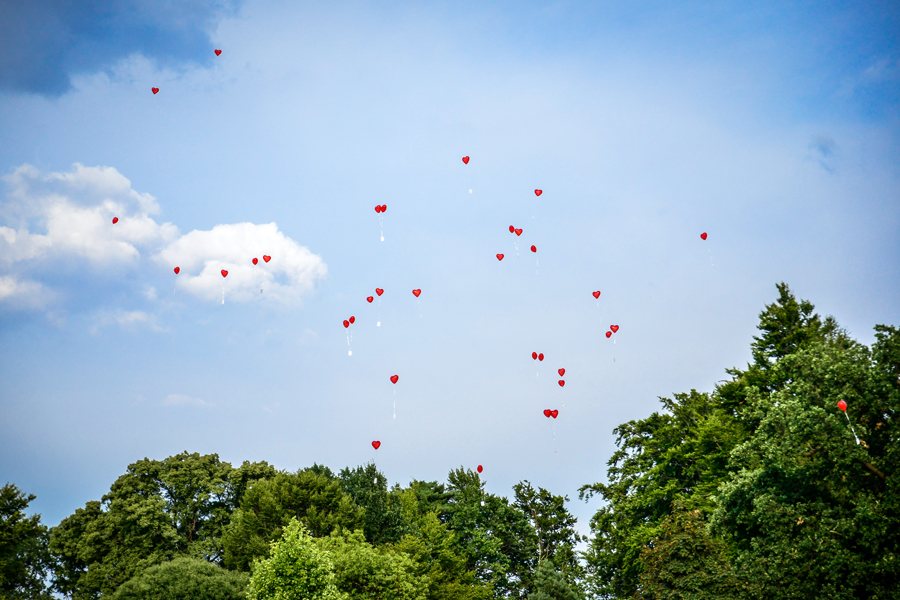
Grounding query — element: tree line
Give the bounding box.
[2,283,897,599]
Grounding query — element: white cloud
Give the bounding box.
[0,163,179,267]
[164,394,214,408]
[0,275,52,309]
[89,309,166,334]
[156,222,328,305]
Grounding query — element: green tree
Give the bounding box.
[339,463,407,546]
[527,561,581,600]
[320,529,426,600]
[49,452,275,598]
[247,519,345,600]
[110,557,249,600]
[0,484,52,599]
[444,468,536,598]
[710,328,900,599]
[635,507,743,600]
[223,468,362,571]
[512,481,582,582]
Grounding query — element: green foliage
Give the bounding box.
[248,519,345,600]
[710,331,900,599]
[49,452,275,598]
[320,529,426,600]
[110,557,249,600]
[0,484,52,599]
[578,390,744,598]
[636,507,743,600]
[339,463,408,546]
[512,480,582,583]
[223,468,362,571]
[527,561,581,600]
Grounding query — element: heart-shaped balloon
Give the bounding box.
[538,353,544,361]
[112,217,118,224]
[477,465,483,473]
[215,49,222,56]
[534,189,542,196]
[543,409,552,418]
[532,352,538,360]
[412,289,421,297]
[372,441,381,449]
[550,409,558,418]
[390,375,399,384]
[263,255,271,263]
[593,291,601,299]
[610,325,619,333]
[349,316,355,324]
[514,228,522,236]
[380,205,387,212]
[367,296,374,303]
[558,380,565,387]
[253,258,259,265]
[152,87,159,94]
[174,267,180,274]
[531,245,536,252]
[509,225,515,233]
[221,270,228,278]
[558,368,565,377]
[701,232,708,240]
[375,205,382,213]
[838,400,847,411]
[606,331,612,338]
[375,288,384,296]
[497,254,504,261]
[462,156,469,164]
[343,320,350,328]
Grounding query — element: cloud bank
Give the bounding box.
[0,164,327,310]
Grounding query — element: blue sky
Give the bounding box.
[1,0,898,534]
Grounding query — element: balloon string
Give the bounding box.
[514,241,519,257]
[550,422,557,456]
[222,287,225,305]
[844,411,860,445]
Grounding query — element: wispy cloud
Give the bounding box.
[89,310,166,334]
[163,394,215,408]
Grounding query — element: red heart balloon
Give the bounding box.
[372,441,381,449]
[509,225,515,233]
[412,289,421,297]
[390,375,399,384]
[531,245,536,252]
[174,267,180,274]
[606,331,612,338]
[558,368,565,377]
[593,291,601,299]
[496,254,504,261]
[152,87,159,94]
[367,296,374,303]
[221,270,228,278]
[610,325,619,333]
[349,316,355,324]
[477,465,483,473]
[543,409,552,417]
[558,380,565,387]
[112,217,118,224]
[381,205,387,212]
[538,353,544,361]
[375,288,384,296]
[701,232,708,240]
[838,400,847,411]
[215,49,222,56]
[550,409,558,418]
[532,352,538,360]
[514,228,522,236]
[462,156,469,164]
[343,320,350,328]
[375,205,382,213]
[252,258,258,265]
[534,189,542,196]
[263,255,271,263]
